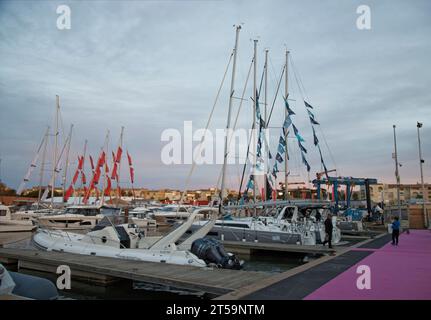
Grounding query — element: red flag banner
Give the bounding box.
[97,151,106,168]
[115,147,122,164]
[83,178,94,204]
[64,185,74,202]
[111,163,118,180]
[104,177,112,196]
[89,155,95,170]
[94,166,101,184]
[112,151,116,163]
[72,169,80,185]
[81,172,86,185]
[127,151,134,184]
[130,167,134,184]
[77,156,84,170]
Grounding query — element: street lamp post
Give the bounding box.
[393,125,402,221]
[416,122,428,228]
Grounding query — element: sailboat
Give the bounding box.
[185,27,343,247]
[0,204,36,233]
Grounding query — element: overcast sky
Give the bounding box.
[0,0,430,191]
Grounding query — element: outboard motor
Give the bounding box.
[191,238,242,270]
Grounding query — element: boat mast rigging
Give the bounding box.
[78,139,88,205]
[219,25,241,212]
[117,126,124,207]
[264,48,269,201]
[284,50,290,200]
[252,39,258,216]
[51,95,60,208]
[62,124,74,202]
[37,126,50,208]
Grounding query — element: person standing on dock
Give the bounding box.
[322,213,333,249]
[391,216,400,246]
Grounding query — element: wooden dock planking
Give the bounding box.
[0,248,271,296]
[221,240,336,255]
[18,260,119,285]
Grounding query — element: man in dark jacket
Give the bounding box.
[322,213,334,249]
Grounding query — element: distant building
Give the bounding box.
[369,183,431,205]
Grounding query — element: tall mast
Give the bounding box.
[117,126,124,206]
[253,39,258,214]
[284,50,289,200]
[392,125,401,220]
[264,49,268,202]
[78,139,88,204]
[62,124,73,202]
[219,25,241,210]
[51,95,60,208]
[37,126,50,208]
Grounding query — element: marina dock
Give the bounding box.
[221,240,336,255]
[1,230,430,300]
[217,230,431,300]
[0,248,273,297]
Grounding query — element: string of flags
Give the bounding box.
[304,100,328,176]
[271,97,311,180]
[244,91,268,198]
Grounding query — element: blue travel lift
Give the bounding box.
[312,176,378,217]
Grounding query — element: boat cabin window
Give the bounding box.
[64,207,100,216]
[161,206,188,213]
[281,207,296,220]
[0,210,7,216]
[100,207,121,216]
[215,222,249,229]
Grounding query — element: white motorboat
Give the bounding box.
[11,208,57,222]
[37,205,121,230]
[128,207,157,228]
[32,208,242,269]
[150,204,193,220]
[0,205,36,233]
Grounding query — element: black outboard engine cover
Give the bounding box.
[191,238,242,269]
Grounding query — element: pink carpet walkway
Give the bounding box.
[305,230,431,300]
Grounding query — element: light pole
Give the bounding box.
[417,122,428,228]
[393,125,402,221]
